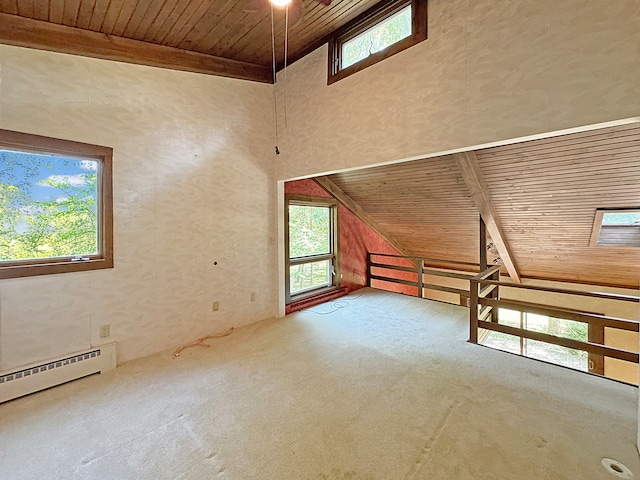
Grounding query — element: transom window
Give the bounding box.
[341,5,412,70]
[589,208,640,247]
[285,195,339,302]
[328,0,428,84]
[0,129,113,279]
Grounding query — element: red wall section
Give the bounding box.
[285,179,332,198]
[285,179,414,295]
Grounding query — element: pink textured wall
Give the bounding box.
[284,179,331,198]
[285,179,415,295]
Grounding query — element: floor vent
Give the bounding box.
[0,343,116,403]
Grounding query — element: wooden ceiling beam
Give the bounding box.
[0,13,273,83]
[313,176,416,262]
[453,152,521,283]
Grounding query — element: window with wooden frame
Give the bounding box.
[484,309,604,376]
[285,195,340,303]
[0,129,113,279]
[589,208,640,247]
[327,0,428,84]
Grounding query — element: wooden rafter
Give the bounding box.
[588,210,605,247]
[313,176,416,261]
[0,13,272,83]
[453,152,521,283]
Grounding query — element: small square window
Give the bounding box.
[589,209,640,247]
[328,0,428,84]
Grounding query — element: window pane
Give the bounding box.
[524,313,551,334]
[0,150,99,262]
[341,5,412,69]
[289,205,330,258]
[498,308,521,327]
[524,339,588,372]
[483,331,521,355]
[602,211,640,225]
[485,311,589,372]
[290,260,332,295]
[524,314,588,342]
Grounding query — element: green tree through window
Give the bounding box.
[342,6,412,69]
[288,205,330,258]
[0,150,98,262]
[286,197,338,301]
[0,129,112,279]
[328,0,427,84]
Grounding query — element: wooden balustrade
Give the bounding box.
[367,253,479,302]
[367,252,639,377]
[469,266,640,369]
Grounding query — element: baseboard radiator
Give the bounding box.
[286,286,350,314]
[0,343,116,404]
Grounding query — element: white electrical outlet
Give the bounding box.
[99,324,111,338]
[212,301,220,311]
[250,292,256,302]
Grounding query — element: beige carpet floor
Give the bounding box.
[0,288,638,479]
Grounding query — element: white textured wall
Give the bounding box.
[274,0,640,180]
[0,45,276,368]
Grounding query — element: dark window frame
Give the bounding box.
[0,129,114,279]
[327,0,428,85]
[285,194,340,304]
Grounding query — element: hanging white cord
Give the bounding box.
[270,4,279,154]
[283,4,289,128]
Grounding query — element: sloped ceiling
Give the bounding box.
[476,123,640,288]
[328,155,483,267]
[326,123,640,289]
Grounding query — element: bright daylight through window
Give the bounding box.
[602,211,640,225]
[328,0,428,84]
[341,5,412,69]
[590,208,640,247]
[286,197,338,302]
[0,129,113,279]
[482,309,594,373]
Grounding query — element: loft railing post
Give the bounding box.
[490,267,499,323]
[470,278,479,343]
[588,323,605,375]
[417,259,424,299]
[480,215,488,271]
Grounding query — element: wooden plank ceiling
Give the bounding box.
[475,123,640,289]
[326,123,640,289]
[327,155,484,269]
[0,0,379,82]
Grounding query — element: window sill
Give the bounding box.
[0,258,114,280]
[289,285,340,304]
